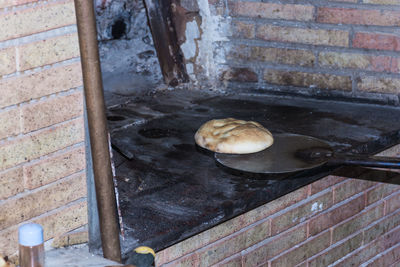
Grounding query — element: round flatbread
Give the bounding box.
[194,118,274,154]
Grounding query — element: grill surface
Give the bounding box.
[106,89,400,258]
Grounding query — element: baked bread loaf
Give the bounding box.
[195,118,273,154]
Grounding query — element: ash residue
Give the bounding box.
[95,0,163,96]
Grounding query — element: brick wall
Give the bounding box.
[0,0,87,259]
[155,145,400,266]
[205,0,400,104]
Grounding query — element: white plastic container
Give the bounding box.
[18,223,45,267]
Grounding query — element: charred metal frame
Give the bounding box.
[143,0,189,86]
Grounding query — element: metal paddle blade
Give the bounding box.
[214,133,332,174]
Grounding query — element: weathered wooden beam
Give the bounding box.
[143,0,189,86]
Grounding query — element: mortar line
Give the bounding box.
[232,16,400,34]
[225,39,400,57]
[245,0,400,10]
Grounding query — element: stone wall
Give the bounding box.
[0,0,87,260]
[178,0,400,104]
[92,0,400,102]
[156,145,400,267]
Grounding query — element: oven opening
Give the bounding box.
[96,0,163,101]
[89,0,400,264]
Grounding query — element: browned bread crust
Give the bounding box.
[195,118,273,154]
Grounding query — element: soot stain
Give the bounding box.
[151,104,183,113]
[111,18,126,39]
[107,115,126,121]
[173,143,195,151]
[138,128,180,139]
[194,108,209,113]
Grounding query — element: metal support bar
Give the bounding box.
[73,0,122,262]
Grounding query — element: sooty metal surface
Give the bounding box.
[107,89,400,259]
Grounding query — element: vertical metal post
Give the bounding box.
[73,0,122,262]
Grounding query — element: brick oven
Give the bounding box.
[103,0,400,266]
[1,0,400,266]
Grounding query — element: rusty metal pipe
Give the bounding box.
[73,0,122,262]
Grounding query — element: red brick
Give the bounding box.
[370,55,393,72]
[264,69,352,91]
[24,146,86,189]
[227,45,249,61]
[382,225,400,251]
[270,191,332,235]
[391,58,400,73]
[214,255,242,267]
[21,91,84,133]
[245,186,308,224]
[309,193,365,236]
[0,118,84,171]
[333,178,375,204]
[232,21,255,39]
[295,262,307,267]
[0,167,23,200]
[35,200,88,242]
[0,47,16,76]
[0,200,87,259]
[249,47,315,67]
[0,172,86,229]
[366,183,400,206]
[243,224,307,267]
[353,32,400,51]
[221,67,258,83]
[331,203,384,243]
[363,243,400,267]
[331,238,382,267]
[229,45,315,67]
[363,0,400,4]
[230,2,314,21]
[0,1,76,42]
[269,230,331,267]
[0,107,20,140]
[317,8,400,26]
[0,62,83,108]
[156,186,308,265]
[167,252,199,267]
[358,76,400,94]
[309,175,346,195]
[364,209,400,244]
[385,192,400,215]
[308,232,363,267]
[257,25,349,47]
[195,218,271,266]
[18,33,80,71]
[319,51,396,72]
[51,229,89,248]
[0,225,19,257]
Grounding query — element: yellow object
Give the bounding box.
[134,246,155,258]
